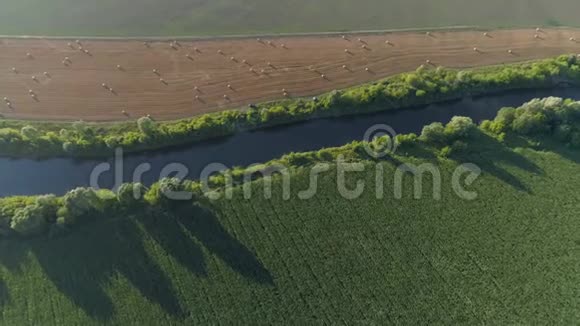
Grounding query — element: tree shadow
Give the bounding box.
[508,134,580,165]
[450,130,544,193]
[139,210,208,277]
[0,204,273,320]
[170,203,274,286]
[0,278,9,307]
[29,217,186,321]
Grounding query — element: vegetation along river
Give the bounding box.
[1,87,579,197]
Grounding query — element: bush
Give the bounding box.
[117,183,148,208]
[9,195,57,237]
[137,116,157,137]
[420,122,447,144]
[445,116,476,139]
[58,188,102,225]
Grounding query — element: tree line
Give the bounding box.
[1,55,579,158]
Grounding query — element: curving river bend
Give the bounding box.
[1,88,579,197]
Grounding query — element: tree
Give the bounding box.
[10,205,48,236]
[117,183,147,208]
[58,188,101,225]
[20,125,39,139]
[420,122,447,144]
[137,116,157,137]
[445,116,475,139]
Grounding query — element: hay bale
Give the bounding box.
[116,65,122,70]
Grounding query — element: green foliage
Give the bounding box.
[3,95,580,238]
[117,183,148,208]
[137,116,157,137]
[0,56,578,159]
[0,134,579,324]
[420,122,447,144]
[444,116,476,139]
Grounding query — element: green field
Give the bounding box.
[0,132,579,323]
[1,0,580,36]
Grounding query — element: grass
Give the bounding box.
[1,0,580,36]
[0,134,579,323]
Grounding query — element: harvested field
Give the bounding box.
[0,28,579,121]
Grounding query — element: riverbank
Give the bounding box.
[1,95,579,237]
[2,55,580,159]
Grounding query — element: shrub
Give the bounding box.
[21,125,39,139]
[10,205,48,236]
[420,122,447,144]
[117,183,148,208]
[445,116,476,139]
[137,116,157,137]
[58,188,102,225]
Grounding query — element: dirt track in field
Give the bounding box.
[0,28,579,121]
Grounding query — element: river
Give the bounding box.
[1,88,579,197]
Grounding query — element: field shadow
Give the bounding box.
[30,217,186,321]
[0,278,9,307]
[507,134,580,164]
[0,203,272,320]
[451,131,543,192]
[170,203,274,285]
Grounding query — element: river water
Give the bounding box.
[1,88,579,197]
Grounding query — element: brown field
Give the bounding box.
[0,28,579,122]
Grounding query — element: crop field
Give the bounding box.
[1,0,580,36]
[0,138,578,323]
[1,28,580,121]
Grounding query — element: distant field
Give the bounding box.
[0,137,579,323]
[1,0,580,36]
[1,28,579,121]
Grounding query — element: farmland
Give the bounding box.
[0,28,580,122]
[0,134,579,323]
[1,0,580,36]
